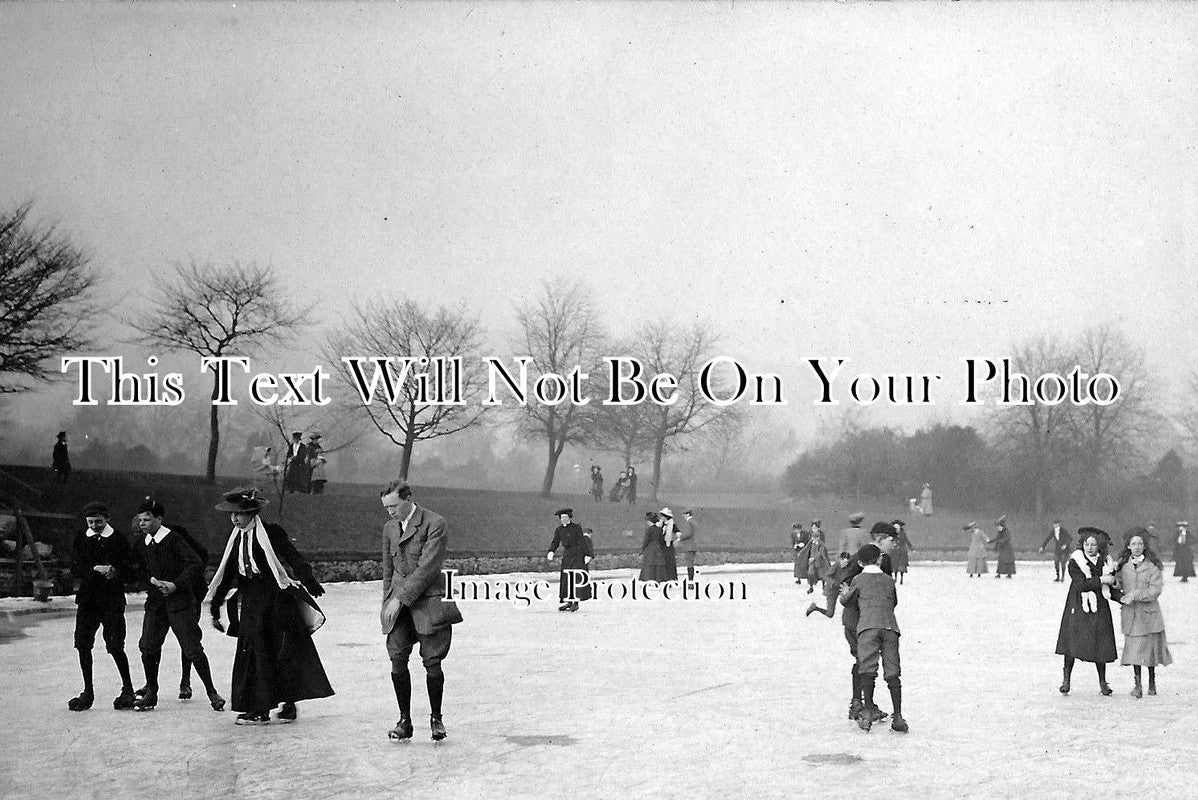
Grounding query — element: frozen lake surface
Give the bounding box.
[2,561,1195,799]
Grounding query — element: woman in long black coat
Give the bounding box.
[991,517,1016,577]
[547,509,593,611]
[1174,521,1194,582]
[639,513,675,582]
[1054,529,1118,695]
[206,488,334,725]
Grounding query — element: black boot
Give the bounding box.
[68,689,94,712]
[1148,667,1157,696]
[1060,657,1073,695]
[1097,663,1112,696]
[858,673,877,731]
[887,677,908,733]
[430,715,447,741]
[848,665,862,720]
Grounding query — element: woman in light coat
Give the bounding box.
[1116,529,1172,698]
[965,522,988,576]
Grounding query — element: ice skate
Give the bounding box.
[430,715,447,741]
[132,688,157,711]
[235,711,271,725]
[208,690,227,712]
[388,716,414,740]
[1130,685,1142,699]
[113,688,136,710]
[275,702,296,723]
[857,710,873,732]
[890,714,909,733]
[178,683,192,700]
[67,690,94,712]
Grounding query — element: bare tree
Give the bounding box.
[987,334,1077,517]
[587,338,656,470]
[632,320,739,502]
[512,278,606,497]
[326,299,488,480]
[0,202,100,393]
[129,260,309,484]
[254,402,366,514]
[1066,323,1163,512]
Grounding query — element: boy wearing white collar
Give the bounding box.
[131,498,225,713]
[68,502,137,712]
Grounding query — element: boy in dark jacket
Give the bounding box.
[841,543,907,733]
[68,502,137,711]
[131,498,225,712]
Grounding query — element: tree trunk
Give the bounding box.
[540,437,561,498]
[650,436,665,502]
[400,426,416,481]
[206,374,221,484]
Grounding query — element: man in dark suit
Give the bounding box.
[1038,520,1072,582]
[53,431,71,483]
[835,523,896,724]
[380,480,463,742]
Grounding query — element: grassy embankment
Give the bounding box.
[3,464,1069,562]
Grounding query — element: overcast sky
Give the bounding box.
[2,2,1196,435]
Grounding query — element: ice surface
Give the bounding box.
[1,561,1194,799]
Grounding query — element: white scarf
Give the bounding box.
[204,516,298,604]
[1071,550,1103,613]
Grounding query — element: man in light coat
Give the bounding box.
[380,480,463,742]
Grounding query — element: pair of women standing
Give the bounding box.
[1054,527,1172,697]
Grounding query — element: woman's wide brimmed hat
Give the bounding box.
[214,487,267,513]
[1077,526,1109,543]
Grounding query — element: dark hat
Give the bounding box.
[81,501,109,518]
[214,487,267,513]
[1077,526,1110,543]
[849,512,865,524]
[645,511,659,522]
[57,431,67,439]
[870,521,896,539]
[136,496,165,517]
[811,518,822,526]
[291,431,302,437]
[555,508,574,517]
[1122,526,1149,543]
[791,522,802,529]
[892,519,906,528]
[308,432,322,440]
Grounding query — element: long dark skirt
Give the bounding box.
[1175,542,1195,578]
[230,575,334,713]
[995,543,1016,575]
[1055,594,1117,663]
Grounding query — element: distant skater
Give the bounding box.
[547,508,593,612]
[891,520,914,585]
[791,523,810,585]
[1173,521,1194,582]
[965,522,988,576]
[991,516,1016,578]
[1039,520,1072,582]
